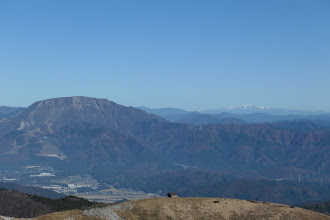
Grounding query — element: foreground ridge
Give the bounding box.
[26,197,330,220]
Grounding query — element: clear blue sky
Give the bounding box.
[1,0,329,111]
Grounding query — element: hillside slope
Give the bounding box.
[0,106,24,119]
[0,189,96,218]
[0,182,65,199]
[31,197,329,220]
[1,97,330,174]
[115,171,330,205]
[303,201,330,215]
[0,96,168,172]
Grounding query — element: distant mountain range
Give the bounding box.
[138,106,188,116]
[138,106,330,125]
[0,97,329,173]
[0,106,24,119]
[201,104,328,115]
[1,97,330,205]
[139,104,329,116]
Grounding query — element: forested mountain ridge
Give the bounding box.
[0,97,330,207]
[0,188,96,218]
[0,96,329,176]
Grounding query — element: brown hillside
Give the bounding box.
[30,197,330,220]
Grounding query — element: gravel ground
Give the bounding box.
[82,204,133,220]
[0,216,16,220]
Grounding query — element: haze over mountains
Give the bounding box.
[0,106,24,119]
[139,104,330,116]
[3,103,330,124]
[0,96,330,206]
[139,106,330,125]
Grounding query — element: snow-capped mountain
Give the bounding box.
[202,105,328,115]
[202,104,267,114]
[227,104,266,113]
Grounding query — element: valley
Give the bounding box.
[0,168,157,203]
[0,97,330,207]
[3,0,330,218]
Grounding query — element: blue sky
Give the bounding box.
[1,0,329,111]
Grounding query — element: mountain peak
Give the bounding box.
[228,104,266,111]
[33,96,110,110]
[11,96,165,133]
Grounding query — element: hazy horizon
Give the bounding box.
[1,96,330,114]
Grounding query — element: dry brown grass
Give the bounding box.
[114,197,330,220]
[15,197,330,220]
